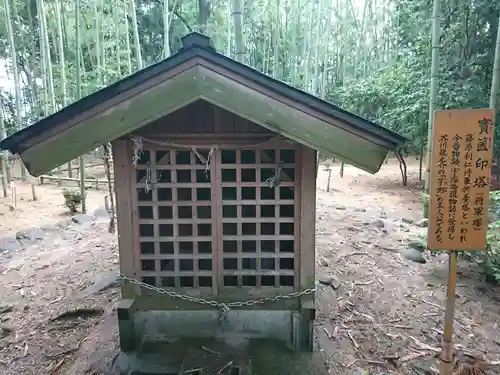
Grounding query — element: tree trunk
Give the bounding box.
[271,0,280,78]
[303,3,314,91]
[226,1,231,56]
[115,0,121,74]
[311,0,322,94]
[55,0,72,177]
[39,0,56,114]
[424,0,441,192]
[291,0,298,86]
[129,0,143,69]
[164,0,170,57]
[490,13,500,110]
[95,1,103,86]
[36,0,48,117]
[232,0,244,63]
[124,0,133,74]
[100,0,106,75]
[198,0,209,33]
[4,0,26,179]
[0,101,10,193]
[26,3,41,119]
[75,0,86,213]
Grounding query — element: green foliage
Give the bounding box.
[62,188,84,213]
[0,0,497,165]
[336,0,500,156]
[335,58,430,154]
[482,191,500,282]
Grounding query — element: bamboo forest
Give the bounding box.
[0,0,498,154]
[0,1,500,375]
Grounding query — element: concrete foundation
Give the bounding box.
[113,304,319,374]
[134,310,294,344]
[111,337,328,375]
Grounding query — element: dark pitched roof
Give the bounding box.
[0,32,405,176]
[1,33,404,153]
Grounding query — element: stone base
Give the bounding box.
[117,300,315,353]
[111,338,328,375]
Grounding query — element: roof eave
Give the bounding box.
[0,44,405,153]
[0,47,199,154]
[193,48,406,148]
[0,41,406,177]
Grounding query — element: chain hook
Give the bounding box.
[218,303,230,326]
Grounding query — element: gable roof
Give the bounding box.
[0,32,405,176]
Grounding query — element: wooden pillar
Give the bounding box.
[297,145,317,351]
[112,140,139,298]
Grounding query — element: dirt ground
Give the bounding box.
[0,159,500,375]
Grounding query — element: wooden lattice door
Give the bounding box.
[217,148,298,292]
[134,144,298,295]
[135,147,217,292]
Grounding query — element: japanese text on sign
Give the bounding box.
[428,109,495,251]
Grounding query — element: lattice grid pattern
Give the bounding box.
[133,145,298,291]
[135,148,215,289]
[219,148,296,288]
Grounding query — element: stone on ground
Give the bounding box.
[0,303,13,314]
[71,214,95,226]
[416,218,428,228]
[15,227,45,242]
[93,207,110,219]
[0,237,23,253]
[408,240,427,253]
[83,272,120,297]
[400,248,426,264]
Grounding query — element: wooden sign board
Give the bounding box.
[428,109,495,251]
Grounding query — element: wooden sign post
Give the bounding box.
[428,109,495,375]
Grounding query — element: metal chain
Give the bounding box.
[118,273,315,312]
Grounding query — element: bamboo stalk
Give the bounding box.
[271,0,280,78]
[0,102,8,197]
[124,0,132,74]
[55,0,72,178]
[103,144,116,233]
[4,0,26,179]
[490,13,500,109]
[95,0,103,86]
[129,0,143,70]
[114,0,121,73]
[232,0,244,63]
[75,0,86,213]
[163,0,170,58]
[424,0,441,192]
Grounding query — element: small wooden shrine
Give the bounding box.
[0,32,405,368]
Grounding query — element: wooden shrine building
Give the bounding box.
[0,32,405,370]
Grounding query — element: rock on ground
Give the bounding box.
[71,214,95,226]
[0,237,22,253]
[93,207,110,219]
[15,227,45,242]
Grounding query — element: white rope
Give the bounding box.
[192,147,215,179]
[130,135,286,188]
[131,137,144,166]
[132,135,281,150]
[265,161,284,188]
[145,162,152,193]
